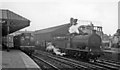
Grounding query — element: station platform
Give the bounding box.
[2,50,41,70]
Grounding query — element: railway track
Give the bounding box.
[32,54,63,70]
[66,54,120,70]
[89,60,119,70]
[100,59,120,65]
[35,50,109,70]
[93,59,120,70]
[32,55,58,70]
[32,52,88,70]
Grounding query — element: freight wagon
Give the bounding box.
[2,35,14,49]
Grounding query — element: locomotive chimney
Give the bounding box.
[70,17,74,26]
[92,30,96,34]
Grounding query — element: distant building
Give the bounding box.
[101,34,112,48]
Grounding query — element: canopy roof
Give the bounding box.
[0,9,30,36]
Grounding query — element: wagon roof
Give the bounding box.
[0,9,30,36]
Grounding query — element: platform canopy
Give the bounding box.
[0,9,30,36]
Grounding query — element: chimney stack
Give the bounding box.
[92,30,96,34]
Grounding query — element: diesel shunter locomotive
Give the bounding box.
[14,33,35,55]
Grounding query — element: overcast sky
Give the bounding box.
[0,0,119,35]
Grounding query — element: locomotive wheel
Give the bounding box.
[89,59,95,62]
[29,52,32,56]
[7,49,10,52]
[89,55,99,62]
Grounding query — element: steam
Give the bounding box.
[46,42,66,56]
[68,18,94,34]
[68,24,80,34]
[68,18,81,34]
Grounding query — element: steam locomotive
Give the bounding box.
[34,18,103,61]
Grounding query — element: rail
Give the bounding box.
[32,54,61,70]
[35,50,108,70]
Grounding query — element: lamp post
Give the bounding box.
[7,21,10,52]
[0,20,4,50]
